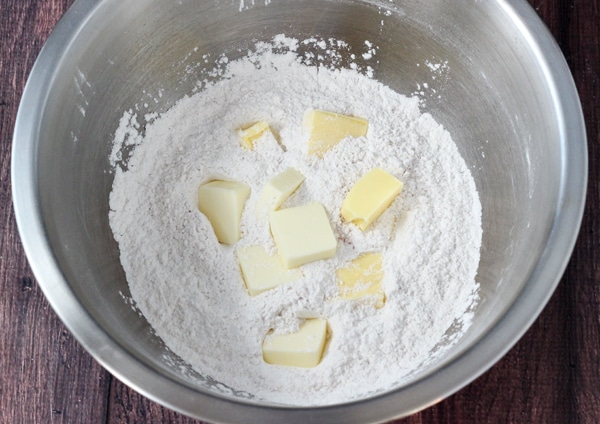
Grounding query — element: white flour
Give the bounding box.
[109,36,482,406]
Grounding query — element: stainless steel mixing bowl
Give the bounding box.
[12,0,587,422]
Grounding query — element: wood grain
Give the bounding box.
[0,0,598,423]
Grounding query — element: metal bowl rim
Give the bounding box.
[11,0,588,422]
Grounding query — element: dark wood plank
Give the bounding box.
[0,0,112,423]
[558,0,600,422]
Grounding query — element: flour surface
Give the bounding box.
[109,36,482,406]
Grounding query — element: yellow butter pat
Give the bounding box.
[257,167,305,212]
[337,253,385,308]
[270,202,337,269]
[304,109,368,157]
[197,180,250,245]
[341,168,403,230]
[237,120,270,150]
[262,319,328,368]
[237,245,302,296]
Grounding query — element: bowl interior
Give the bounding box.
[25,0,572,417]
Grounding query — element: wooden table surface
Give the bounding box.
[1,0,598,422]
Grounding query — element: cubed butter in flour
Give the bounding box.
[257,167,305,212]
[237,120,270,150]
[337,253,385,308]
[197,180,250,245]
[341,168,403,230]
[270,202,337,269]
[304,109,368,157]
[262,319,328,368]
[237,245,302,296]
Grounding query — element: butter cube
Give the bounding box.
[341,168,403,230]
[237,245,302,296]
[257,167,305,212]
[237,121,270,149]
[337,253,385,308]
[270,202,337,268]
[262,319,328,368]
[304,109,368,157]
[197,180,250,245]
